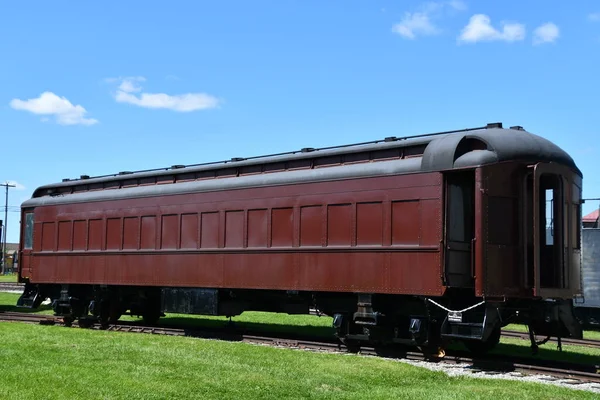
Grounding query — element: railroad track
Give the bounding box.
[0,282,24,291]
[0,282,24,294]
[2,306,599,349]
[1,311,599,387]
[502,329,600,349]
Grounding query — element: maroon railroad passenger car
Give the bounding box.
[17,123,583,353]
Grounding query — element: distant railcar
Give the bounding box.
[16,123,584,353]
[574,228,600,327]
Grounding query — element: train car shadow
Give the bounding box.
[488,341,600,367]
[127,314,336,339]
[0,303,53,314]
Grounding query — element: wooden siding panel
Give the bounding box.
[180,213,199,249]
[420,199,440,246]
[123,217,139,250]
[247,209,268,248]
[106,218,121,250]
[356,202,383,246]
[73,220,87,250]
[392,200,420,245]
[201,212,219,248]
[327,204,352,246]
[88,219,103,250]
[300,205,322,246]
[225,211,244,248]
[41,222,55,251]
[57,221,72,251]
[271,208,293,247]
[140,216,156,250]
[161,214,178,249]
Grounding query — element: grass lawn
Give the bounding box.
[1,322,598,400]
[0,273,17,283]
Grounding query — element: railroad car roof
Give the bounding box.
[25,122,580,207]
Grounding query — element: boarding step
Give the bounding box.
[441,321,485,340]
[16,287,42,309]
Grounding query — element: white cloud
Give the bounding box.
[110,77,220,112]
[9,92,98,125]
[104,76,145,84]
[533,22,559,45]
[447,0,467,11]
[458,14,526,43]
[3,181,25,190]
[118,76,144,93]
[392,12,438,39]
[589,13,600,22]
[392,1,466,39]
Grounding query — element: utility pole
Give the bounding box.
[1,182,16,275]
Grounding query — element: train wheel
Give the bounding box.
[463,327,501,355]
[341,337,361,353]
[108,302,124,324]
[109,312,122,324]
[142,312,161,325]
[78,318,94,329]
[63,316,74,327]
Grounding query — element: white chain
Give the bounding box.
[426,298,485,313]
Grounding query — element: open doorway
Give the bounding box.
[538,173,566,289]
[445,171,475,288]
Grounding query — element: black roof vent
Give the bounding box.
[384,136,397,142]
[301,147,315,153]
[171,165,185,169]
[486,122,503,129]
[80,175,90,179]
[62,178,70,182]
[230,157,245,162]
[118,171,132,175]
[509,125,524,131]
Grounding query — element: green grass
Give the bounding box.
[0,273,18,283]
[0,322,597,400]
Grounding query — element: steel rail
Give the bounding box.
[502,329,600,349]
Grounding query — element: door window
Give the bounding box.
[24,213,34,250]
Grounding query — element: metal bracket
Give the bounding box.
[448,311,462,323]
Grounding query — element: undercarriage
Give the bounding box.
[17,283,582,355]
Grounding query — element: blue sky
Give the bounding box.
[1,0,600,243]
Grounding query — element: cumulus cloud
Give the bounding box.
[9,92,98,125]
[109,77,219,112]
[588,13,600,22]
[392,1,466,39]
[533,22,559,45]
[4,181,25,190]
[458,14,525,43]
[392,12,438,39]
